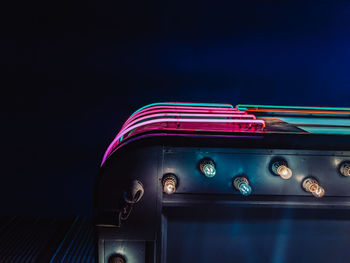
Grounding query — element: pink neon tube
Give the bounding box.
[123,107,246,131]
[133,103,234,115]
[123,108,247,129]
[120,112,255,142]
[120,113,257,141]
[102,118,265,164]
[117,112,258,150]
[130,105,241,119]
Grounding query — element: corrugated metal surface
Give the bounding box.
[0,217,95,263]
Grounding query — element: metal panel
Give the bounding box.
[165,207,350,263]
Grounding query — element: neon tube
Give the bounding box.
[130,105,241,122]
[118,112,257,143]
[123,108,247,129]
[123,105,245,135]
[102,118,265,164]
[132,102,234,116]
[240,109,350,115]
[237,104,350,113]
[122,113,256,133]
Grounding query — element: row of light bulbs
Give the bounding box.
[162,158,350,198]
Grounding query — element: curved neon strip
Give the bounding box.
[123,109,246,130]
[123,112,254,131]
[131,102,234,116]
[102,118,265,165]
[125,107,245,130]
[236,104,350,112]
[131,105,240,120]
[119,112,257,143]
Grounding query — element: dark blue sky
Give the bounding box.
[3,0,350,216]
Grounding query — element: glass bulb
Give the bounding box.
[302,177,325,198]
[239,183,252,196]
[340,163,350,177]
[162,174,177,195]
[108,254,126,263]
[164,181,175,194]
[199,159,216,178]
[203,164,216,178]
[272,160,292,179]
[277,165,293,180]
[308,183,319,193]
[233,176,252,196]
[312,186,325,198]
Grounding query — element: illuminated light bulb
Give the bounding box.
[340,162,350,177]
[233,176,252,196]
[199,159,216,178]
[162,174,178,195]
[239,183,252,196]
[302,177,325,198]
[277,165,293,180]
[271,159,292,179]
[108,254,126,263]
[313,186,325,198]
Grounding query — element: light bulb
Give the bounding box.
[108,254,126,263]
[271,159,292,179]
[302,177,325,198]
[162,174,177,195]
[239,183,252,196]
[233,176,252,196]
[313,186,325,198]
[340,162,350,177]
[199,158,216,178]
[277,165,293,179]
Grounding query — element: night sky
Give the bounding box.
[3,0,350,216]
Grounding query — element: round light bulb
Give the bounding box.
[340,163,350,177]
[199,159,216,178]
[162,174,177,195]
[108,254,126,263]
[277,165,293,180]
[308,183,319,193]
[302,177,325,198]
[239,183,252,196]
[203,164,216,178]
[233,176,252,196]
[271,160,293,180]
[312,186,325,198]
